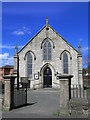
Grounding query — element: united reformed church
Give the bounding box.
[14,18,83,89]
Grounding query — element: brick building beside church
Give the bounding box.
[0,65,14,83]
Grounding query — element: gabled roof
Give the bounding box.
[18,24,78,54]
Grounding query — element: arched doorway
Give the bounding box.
[43,67,52,88]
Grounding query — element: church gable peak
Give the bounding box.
[18,18,78,54]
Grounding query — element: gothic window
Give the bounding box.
[26,52,32,77]
[63,52,68,74]
[43,40,51,60]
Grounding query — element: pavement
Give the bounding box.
[2,89,60,118]
[1,88,89,119]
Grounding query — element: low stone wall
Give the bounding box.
[69,98,88,115]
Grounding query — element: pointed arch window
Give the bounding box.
[26,52,32,77]
[63,52,68,74]
[43,40,52,60]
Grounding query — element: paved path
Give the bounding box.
[2,89,60,118]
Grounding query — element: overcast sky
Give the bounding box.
[0,2,88,67]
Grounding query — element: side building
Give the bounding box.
[0,65,14,84]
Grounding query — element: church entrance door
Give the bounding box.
[43,67,52,88]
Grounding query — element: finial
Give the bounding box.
[15,43,17,55]
[78,42,81,54]
[46,16,48,25]
[79,42,81,48]
[46,17,49,30]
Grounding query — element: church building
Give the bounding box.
[14,18,83,89]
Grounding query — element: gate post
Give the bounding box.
[3,75,16,111]
[59,75,73,115]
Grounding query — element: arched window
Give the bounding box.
[26,52,32,77]
[63,52,68,74]
[43,40,51,60]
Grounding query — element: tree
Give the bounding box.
[88,65,90,74]
[82,68,87,79]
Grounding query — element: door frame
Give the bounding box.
[40,63,56,88]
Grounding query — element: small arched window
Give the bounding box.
[63,52,68,74]
[26,52,32,77]
[43,40,51,60]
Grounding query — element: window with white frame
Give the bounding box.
[63,52,68,74]
[26,52,32,77]
[43,40,52,60]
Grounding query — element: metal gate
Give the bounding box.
[10,78,28,110]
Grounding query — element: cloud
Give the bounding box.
[12,31,25,35]
[0,53,9,59]
[82,47,88,52]
[79,38,83,42]
[0,53,14,67]
[5,57,14,65]
[22,26,31,35]
[0,45,23,49]
[12,26,31,36]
